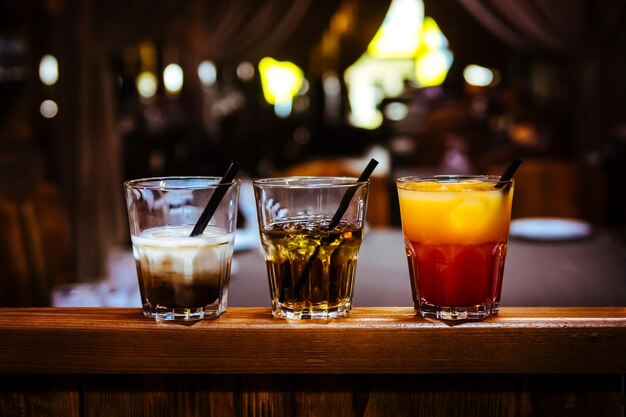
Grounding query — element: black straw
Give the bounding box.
[495,158,521,189]
[285,158,379,302]
[189,161,240,237]
[327,158,379,230]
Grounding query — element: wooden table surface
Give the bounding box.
[1,307,624,374]
[1,307,625,417]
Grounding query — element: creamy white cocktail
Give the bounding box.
[132,225,234,320]
[124,176,240,322]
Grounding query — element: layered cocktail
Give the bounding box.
[132,224,234,318]
[397,176,514,320]
[124,177,240,321]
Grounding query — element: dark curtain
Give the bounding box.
[459,0,623,56]
[180,0,390,71]
[457,0,626,155]
[187,0,329,65]
[65,1,191,282]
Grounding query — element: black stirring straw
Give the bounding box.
[286,158,379,302]
[189,161,240,237]
[495,158,522,189]
[327,158,379,230]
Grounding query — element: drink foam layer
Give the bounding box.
[132,225,234,277]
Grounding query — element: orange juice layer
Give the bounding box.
[398,181,513,245]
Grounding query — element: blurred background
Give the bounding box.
[1,0,625,306]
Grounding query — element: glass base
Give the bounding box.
[417,301,496,321]
[142,304,224,322]
[271,300,352,320]
[491,301,500,315]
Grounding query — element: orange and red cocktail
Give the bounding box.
[397,176,514,320]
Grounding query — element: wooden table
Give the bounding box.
[1,307,625,416]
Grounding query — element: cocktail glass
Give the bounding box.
[124,177,240,321]
[253,177,369,320]
[397,175,514,320]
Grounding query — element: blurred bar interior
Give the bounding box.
[1,0,625,307]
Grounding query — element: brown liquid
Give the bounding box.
[137,262,226,308]
[132,225,233,312]
[260,219,363,311]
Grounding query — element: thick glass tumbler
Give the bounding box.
[124,177,240,321]
[397,175,514,320]
[253,177,369,320]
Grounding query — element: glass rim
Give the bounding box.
[397,174,510,185]
[253,176,369,188]
[124,176,241,190]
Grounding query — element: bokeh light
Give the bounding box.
[40,99,58,118]
[163,63,183,95]
[39,54,58,86]
[463,64,495,87]
[259,57,304,118]
[198,60,217,86]
[136,71,158,99]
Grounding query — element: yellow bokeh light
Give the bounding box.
[415,49,452,87]
[421,17,447,49]
[414,16,452,87]
[259,57,304,117]
[346,0,452,129]
[136,71,158,99]
[367,0,423,59]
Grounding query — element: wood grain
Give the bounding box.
[0,374,622,417]
[1,307,623,416]
[0,307,624,374]
[0,375,80,417]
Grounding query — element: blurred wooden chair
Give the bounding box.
[274,159,391,227]
[0,152,73,306]
[487,158,606,222]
